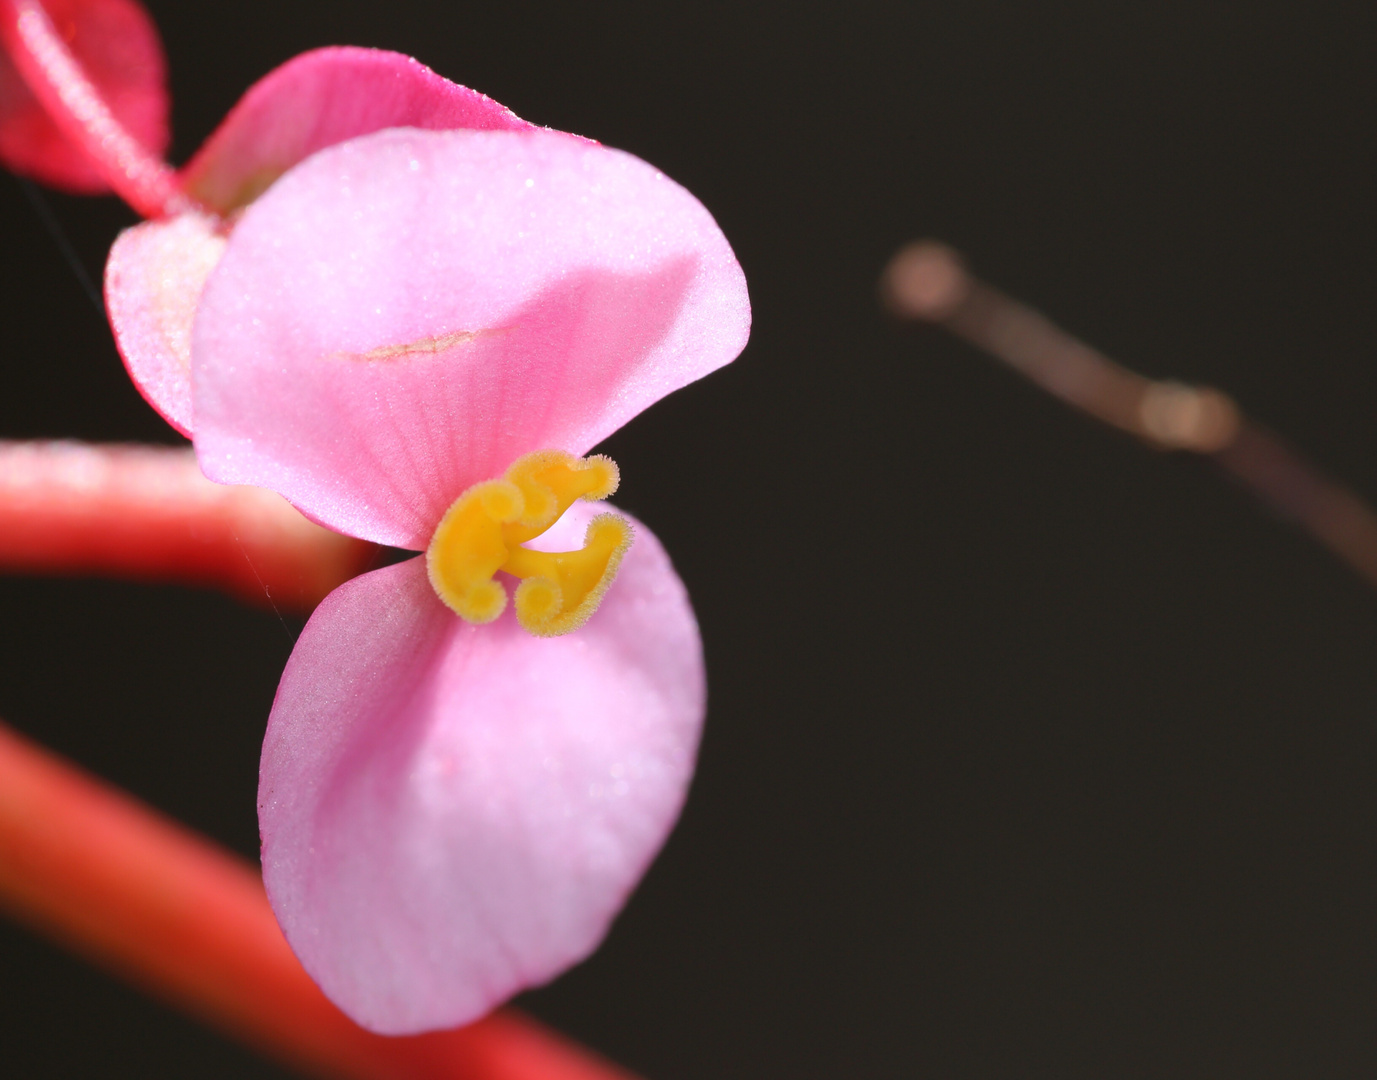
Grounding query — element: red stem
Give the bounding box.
[0,441,377,614]
[0,0,183,217]
[0,720,641,1080]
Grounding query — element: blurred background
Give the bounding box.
[4,1,1377,1075]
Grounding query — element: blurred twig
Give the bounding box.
[882,241,1377,590]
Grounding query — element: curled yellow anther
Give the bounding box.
[506,513,633,637]
[502,450,619,538]
[425,450,630,636]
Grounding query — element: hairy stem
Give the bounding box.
[0,721,640,1080]
[0,0,182,216]
[0,441,377,614]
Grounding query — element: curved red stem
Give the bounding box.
[0,721,641,1080]
[0,0,183,216]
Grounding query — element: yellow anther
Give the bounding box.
[502,450,619,539]
[425,450,631,636]
[506,513,634,636]
[425,479,524,624]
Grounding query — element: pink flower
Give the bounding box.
[105,48,750,1033]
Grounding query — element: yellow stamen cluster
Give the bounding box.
[425,450,633,637]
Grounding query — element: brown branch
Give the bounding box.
[882,241,1377,590]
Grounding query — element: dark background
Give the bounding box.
[4,1,1377,1076]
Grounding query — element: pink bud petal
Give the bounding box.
[192,127,751,548]
[0,0,168,192]
[105,50,535,437]
[105,211,224,436]
[179,46,534,214]
[259,503,704,1034]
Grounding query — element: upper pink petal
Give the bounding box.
[178,47,534,214]
[259,504,704,1034]
[0,0,168,192]
[191,127,750,547]
[104,210,224,436]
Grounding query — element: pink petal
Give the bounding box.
[259,503,704,1034]
[179,47,534,214]
[104,211,224,436]
[192,128,751,548]
[0,0,168,192]
[104,51,534,438]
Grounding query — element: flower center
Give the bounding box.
[425,450,633,637]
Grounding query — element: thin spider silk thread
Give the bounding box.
[15,174,103,313]
[232,531,297,644]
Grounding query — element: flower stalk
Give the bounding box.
[0,440,376,613]
[0,0,181,216]
[0,719,640,1080]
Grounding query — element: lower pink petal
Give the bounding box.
[259,503,704,1034]
[105,210,225,436]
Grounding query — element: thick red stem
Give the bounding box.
[0,721,641,1080]
[0,441,376,614]
[0,0,182,216]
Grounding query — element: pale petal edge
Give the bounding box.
[105,210,225,437]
